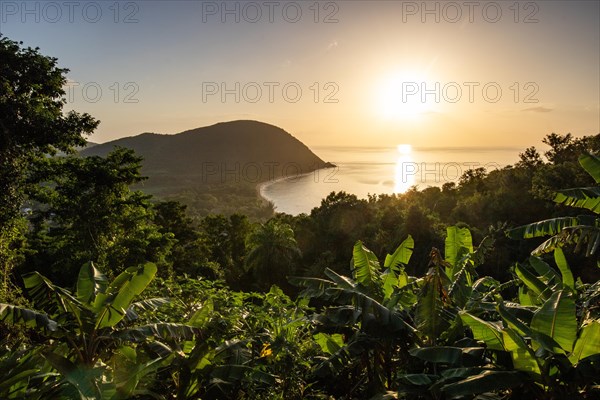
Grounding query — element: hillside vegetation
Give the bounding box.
[81,120,333,219]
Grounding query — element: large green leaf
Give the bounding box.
[313,333,344,355]
[459,312,504,351]
[188,299,213,328]
[553,248,575,290]
[384,235,414,271]
[507,153,600,260]
[441,370,525,398]
[518,286,536,306]
[289,276,335,298]
[0,303,58,332]
[351,241,381,290]
[497,303,533,337]
[509,214,600,256]
[94,263,157,329]
[531,290,577,353]
[528,256,559,285]
[415,267,452,342]
[445,226,473,268]
[76,262,108,306]
[514,262,551,302]
[328,285,419,336]
[22,271,82,324]
[324,268,358,291]
[118,323,196,342]
[112,347,163,399]
[578,152,600,183]
[531,224,600,256]
[409,346,485,366]
[410,346,462,365]
[502,328,542,376]
[381,270,398,300]
[42,352,103,399]
[554,187,600,213]
[571,225,600,257]
[507,217,583,239]
[569,320,600,364]
[497,303,563,354]
[123,297,170,323]
[502,302,535,325]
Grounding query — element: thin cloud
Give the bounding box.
[522,106,554,113]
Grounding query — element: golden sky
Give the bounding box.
[3,1,599,147]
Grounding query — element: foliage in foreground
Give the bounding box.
[3,218,599,398]
[1,266,323,399]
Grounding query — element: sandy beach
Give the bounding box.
[255,167,334,210]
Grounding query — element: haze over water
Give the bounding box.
[261,145,521,215]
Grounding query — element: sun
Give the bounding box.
[397,143,412,154]
[376,71,436,120]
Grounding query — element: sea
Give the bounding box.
[259,145,523,215]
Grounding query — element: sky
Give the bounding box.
[1,0,599,148]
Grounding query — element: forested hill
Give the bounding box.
[80,120,332,187]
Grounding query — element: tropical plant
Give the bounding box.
[292,235,419,397]
[0,262,194,399]
[0,340,68,398]
[458,249,600,398]
[390,227,529,399]
[508,152,600,256]
[245,219,301,291]
[143,277,323,399]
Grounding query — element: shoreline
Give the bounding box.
[256,166,336,210]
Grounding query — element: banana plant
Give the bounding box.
[459,249,600,397]
[395,228,532,399]
[291,236,418,397]
[0,262,195,399]
[0,340,68,399]
[415,226,497,345]
[414,247,454,345]
[292,227,499,397]
[397,341,527,399]
[396,248,596,399]
[508,152,600,256]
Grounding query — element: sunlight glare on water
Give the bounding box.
[395,144,415,193]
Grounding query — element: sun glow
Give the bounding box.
[397,143,412,154]
[376,71,437,120]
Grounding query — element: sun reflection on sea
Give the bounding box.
[395,144,415,193]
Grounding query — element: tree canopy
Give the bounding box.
[0,35,98,226]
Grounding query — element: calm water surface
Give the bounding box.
[260,146,522,215]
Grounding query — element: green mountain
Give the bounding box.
[80,120,332,218]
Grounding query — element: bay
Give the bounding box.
[260,146,522,215]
